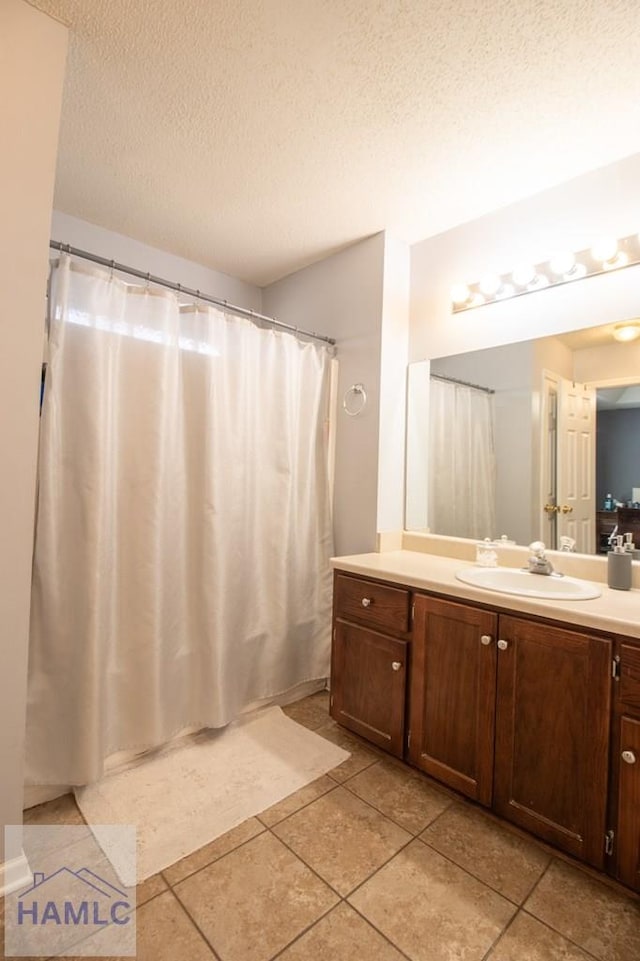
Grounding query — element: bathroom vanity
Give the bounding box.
[330,549,640,894]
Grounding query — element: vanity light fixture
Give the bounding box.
[612,322,640,343]
[451,230,640,313]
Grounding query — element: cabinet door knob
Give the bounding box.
[480,634,492,646]
[497,639,508,651]
[391,661,402,671]
[622,750,637,764]
[361,597,372,607]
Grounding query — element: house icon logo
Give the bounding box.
[17,867,132,927]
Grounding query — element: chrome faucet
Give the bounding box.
[527,541,556,576]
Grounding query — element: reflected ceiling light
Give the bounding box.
[613,322,640,343]
[450,230,640,313]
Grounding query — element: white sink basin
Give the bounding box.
[455,566,601,600]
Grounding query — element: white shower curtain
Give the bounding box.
[26,256,334,785]
[428,377,496,539]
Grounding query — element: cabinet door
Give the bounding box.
[616,715,640,891]
[408,595,498,805]
[331,620,407,756]
[494,616,611,867]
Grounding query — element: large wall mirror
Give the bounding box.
[406,321,640,556]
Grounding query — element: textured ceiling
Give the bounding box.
[31,0,640,286]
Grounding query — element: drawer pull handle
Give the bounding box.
[497,639,508,651]
[480,634,492,646]
[622,750,637,764]
[391,661,402,671]
[361,597,372,607]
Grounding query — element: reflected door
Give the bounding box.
[557,377,596,553]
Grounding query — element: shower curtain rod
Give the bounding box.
[49,241,337,347]
[430,373,494,394]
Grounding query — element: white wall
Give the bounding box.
[377,236,410,534]
[51,211,263,312]
[0,1,67,871]
[410,153,640,363]
[264,234,387,556]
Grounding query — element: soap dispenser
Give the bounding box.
[623,532,640,561]
[608,535,632,590]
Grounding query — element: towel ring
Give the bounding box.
[343,383,367,416]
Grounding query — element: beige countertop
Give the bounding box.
[331,549,640,639]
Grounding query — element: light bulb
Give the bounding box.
[479,274,502,296]
[591,238,618,264]
[550,252,575,276]
[450,283,471,306]
[603,251,628,271]
[511,264,536,287]
[612,323,640,342]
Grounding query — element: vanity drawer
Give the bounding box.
[334,573,410,634]
[619,642,640,713]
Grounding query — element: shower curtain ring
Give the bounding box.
[343,383,367,416]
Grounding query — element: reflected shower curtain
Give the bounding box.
[26,256,334,785]
[428,377,495,539]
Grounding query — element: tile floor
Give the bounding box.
[3,690,639,961]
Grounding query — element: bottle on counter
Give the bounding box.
[608,535,632,590]
[604,493,614,511]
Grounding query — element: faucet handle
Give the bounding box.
[528,541,546,555]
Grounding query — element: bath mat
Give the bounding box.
[75,706,349,882]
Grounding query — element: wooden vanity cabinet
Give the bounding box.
[330,573,410,757]
[612,641,640,891]
[407,596,612,867]
[493,615,611,868]
[408,595,497,805]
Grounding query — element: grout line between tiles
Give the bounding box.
[415,830,549,908]
[478,906,523,961]
[519,905,606,961]
[265,901,343,961]
[163,823,267,888]
[168,877,223,961]
[345,900,416,961]
[256,778,342,829]
[265,825,348,900]
[339,770,455,837]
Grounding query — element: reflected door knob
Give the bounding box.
[480,635,492,646]
[391,661,402,671]
[497,639,509,651]
[622,750,637,764]
[361,598,371,607]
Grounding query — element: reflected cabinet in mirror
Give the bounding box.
[406,322,640,555]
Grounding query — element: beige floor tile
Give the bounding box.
[314,721,380,782]
[349,838,516,961]
[137,872,168,905]
[174,831,338,961]
[283,693,331,731]
[488,912,593,961]
[524,859,640,961]
[162,816,265,885]
[49,889,216,960]
[257,775,337,827]
[272,786,411,896]
[277,902,407,961]
[347,759,453,834]
[421,803,551,903]
[23,793,85,826]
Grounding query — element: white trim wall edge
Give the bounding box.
[0,850,32,897]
